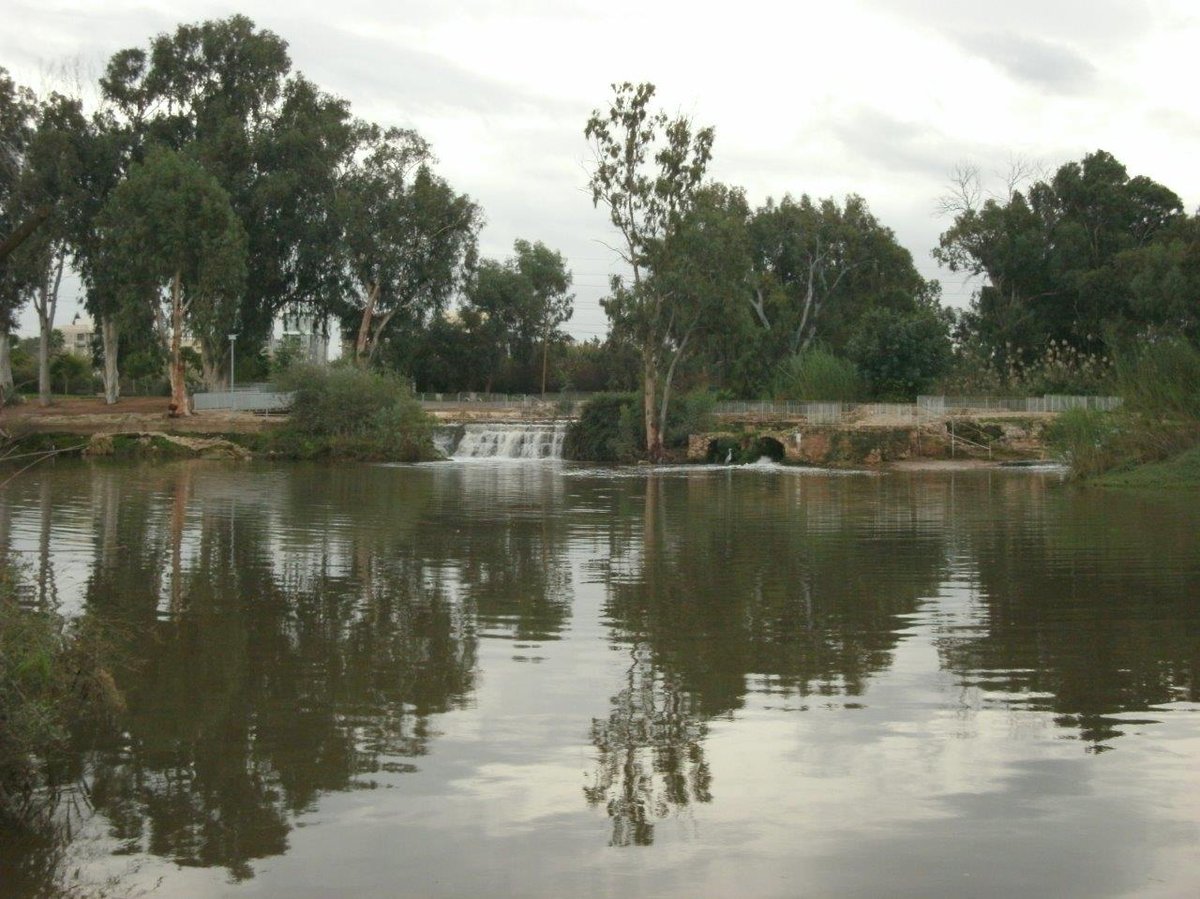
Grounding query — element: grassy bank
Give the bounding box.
[1046,339,1200,487]
[1092,446,1200,488]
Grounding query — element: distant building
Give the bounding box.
[272,313,329,364]
[59,318,95,360]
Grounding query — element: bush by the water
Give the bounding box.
[273,364,436,461]
[1048,339,1200,482]
[0,570,123,828]
[563,391,715,462]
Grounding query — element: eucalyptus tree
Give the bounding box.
[585,81,715,460]
[96,147,246,415]
[98,16,358,387]
[5,93,89,406]
[512,239,574,394]
[341,126,481,365]
[0,69,33,393]
[0,68,40,270]
[462,239,574,393]
[747,194,931,357]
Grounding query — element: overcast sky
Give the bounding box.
[5,0,1200,341]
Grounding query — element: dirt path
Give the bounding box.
[0,396,282,435]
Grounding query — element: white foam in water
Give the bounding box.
[451,423,567,460]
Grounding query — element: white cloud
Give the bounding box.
[4,0,1199,338]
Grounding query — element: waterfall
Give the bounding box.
[450,422,567,460]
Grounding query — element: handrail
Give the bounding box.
[947,418,992,459]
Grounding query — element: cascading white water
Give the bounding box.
[451,422,567,460]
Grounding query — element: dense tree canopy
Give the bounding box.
[5,15,1199,421]
[935,150,1190,370]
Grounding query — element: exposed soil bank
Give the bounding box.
[0,396,283,436]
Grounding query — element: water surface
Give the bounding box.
[1,460,1197,897]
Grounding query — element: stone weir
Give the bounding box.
[688,418,1052,466]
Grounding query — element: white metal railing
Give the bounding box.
[193,388,293,412]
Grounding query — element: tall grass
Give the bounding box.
[1049,339,1200,480]
[1113,338,1200,420]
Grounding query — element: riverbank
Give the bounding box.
[0,396,283,436]
[1,397,1064,468]
[1090,446,1200,488]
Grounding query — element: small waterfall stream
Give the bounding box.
[447,422,567,460]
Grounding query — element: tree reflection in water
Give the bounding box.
[584,474,949,844]
[71,465,485,880]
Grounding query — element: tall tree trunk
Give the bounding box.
[200,342,222,391]
[101,315,120,405]
[35,251,64,408]
[656,331,691,461]
[0,324,12,407]
[37,313,51,407]
[541,326,550,396]
[168,271,190,417]
[643,348,662,462]
[355,281,380,365]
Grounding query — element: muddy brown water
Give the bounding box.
[1,460,1197,897]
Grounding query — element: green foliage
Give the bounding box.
[269,334,305,376]
[1045,409,1125,479]
[1047,342,1200,481]
[585,81,718,458]
[563,393,639,463]
[340,126,481,363]
[846,307,951,399]
[936,151,1188,365]
[563,390,715,462]
[273,364,435,461]
[772,346,863,401]
[48,352,93,395]
[1113,338,1200,420]
[0,571,124,826]
[937,335,1114,396]
[1094,446,1200,488]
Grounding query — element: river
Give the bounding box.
[1,459,1197,897]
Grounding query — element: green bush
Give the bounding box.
[272,364,435,461]
[1,573,123,826]
[563,393,638,462]
[772,346,862,401]
[563,391,717,462]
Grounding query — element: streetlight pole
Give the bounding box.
[228,333,238,393]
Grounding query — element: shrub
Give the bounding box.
[272,364,435,461]
[563,393,638,462]
[772,347,862,401]
[847,307,952,400]
[563,391,717,462]
[1,571,124,826]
